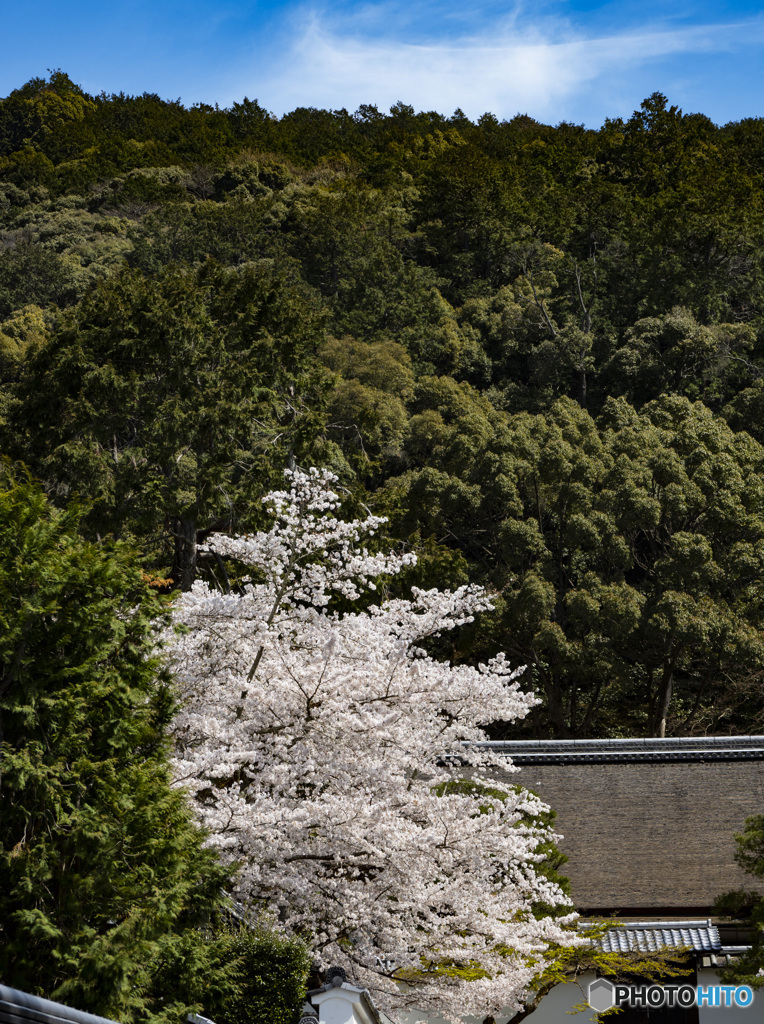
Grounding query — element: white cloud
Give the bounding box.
[230,6,764,122]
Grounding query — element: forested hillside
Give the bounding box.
[3,70,764,739]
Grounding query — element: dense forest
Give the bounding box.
[3,70,764,741]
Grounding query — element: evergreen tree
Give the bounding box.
[6,262,330,589]
[0,461,232,1022]
[715,814,764,991]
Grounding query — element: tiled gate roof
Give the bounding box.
[598,920,722,954]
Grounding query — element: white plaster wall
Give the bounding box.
[401,974,599,1024]
[506,973,599,1023]
[313,985,386,1024]
[401,971,764,1023]
[313,991,357,1024]
[696,969,763,1023]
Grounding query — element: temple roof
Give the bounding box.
[0,985,117,1024]
[475,735,764,764]
[480,736,764,913]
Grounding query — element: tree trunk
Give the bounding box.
[543,674,572,738]
[171,516,197,592]
[654,660,674,737]
[574,263,592,410]
[578,355,587,410]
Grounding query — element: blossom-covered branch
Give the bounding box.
[166,468,582,1022]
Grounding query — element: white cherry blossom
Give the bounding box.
[166,468,581,1022]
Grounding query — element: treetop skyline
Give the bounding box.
[3,0,764,129]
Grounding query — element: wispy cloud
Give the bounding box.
[231,5,764,124]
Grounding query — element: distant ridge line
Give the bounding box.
[470,735,764,764]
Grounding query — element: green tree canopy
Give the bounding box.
[385,393,764,737]
[5,261,330,587]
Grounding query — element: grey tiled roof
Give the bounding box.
[0,985,118,1024]
[599,921,722,954]
[473,736,764,764]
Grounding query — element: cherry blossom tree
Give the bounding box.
[166,468,581,1022]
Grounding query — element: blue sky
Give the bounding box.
[3,0,764,127]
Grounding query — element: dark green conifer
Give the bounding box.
[0,462,231,1021]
